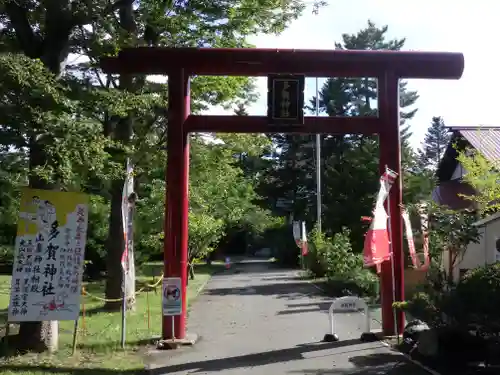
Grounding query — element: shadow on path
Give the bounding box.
[0,366,141,375]
[146,260,422,375]
[205,281,328,300]
[148,339,367,374]
[286,353,434,375]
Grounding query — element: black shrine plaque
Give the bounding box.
[267,74,305,126]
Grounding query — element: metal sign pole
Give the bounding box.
[385,165,398,337]
[121,269,126,348]
[315,77,322,232]
[171,316,175,341]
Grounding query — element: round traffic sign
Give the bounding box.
[164,284,180,301]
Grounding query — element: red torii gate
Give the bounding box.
[101,47,464,341]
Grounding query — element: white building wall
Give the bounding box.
[445,215,500,282]
[485,218,500,263]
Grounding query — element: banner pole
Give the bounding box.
[385,165,398,339]
[315,78,322,232]
[121,269,126,349]
[300,220,303,270]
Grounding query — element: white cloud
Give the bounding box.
[205,0,499,149]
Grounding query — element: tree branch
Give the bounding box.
[4,1,42,57]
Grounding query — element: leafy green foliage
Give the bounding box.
[403,263,500,334]
[398,291,445,327]
[83,196,110,278]
[258,21,423,252]
[0,0,327,350]
[428,202,481,273]
[447,263,500,333]
[0,53,118,188]
[0,0,310,273]
[398,202,484,328]
[308,227,378,297]
[0,153,23,261]
[188,212,225,262]
[457,146,500,216]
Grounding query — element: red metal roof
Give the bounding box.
[451,127,500,162]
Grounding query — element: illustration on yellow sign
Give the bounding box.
[8,188,89,322]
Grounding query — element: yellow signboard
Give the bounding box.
[9,188,89,322]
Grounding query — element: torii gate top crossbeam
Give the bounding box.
[100,47,464,79]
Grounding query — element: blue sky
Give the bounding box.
[205,0,498,149]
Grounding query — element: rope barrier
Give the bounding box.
[0,273,165,303]
[1,257,216,302]
[81,273,164,302]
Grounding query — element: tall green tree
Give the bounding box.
[259,21,421,250]
[311,20,419,140]
[418,116,451,168]
[67,0,316,310]
[1,0,322,351]
[0,51,119,351]
[234,103,249,116]
[315,21,421,244]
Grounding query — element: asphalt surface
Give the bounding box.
[146,259,431,375]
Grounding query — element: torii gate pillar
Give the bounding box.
[379,72,404,335]
[163,69,190,340]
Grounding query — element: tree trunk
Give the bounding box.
[16,321,58,353]
[104,75,134,310]
[102,1,137,311]
[16,139,59,353]
[6,0,134,354]
[104,177,126,311]
[5,2,81,353]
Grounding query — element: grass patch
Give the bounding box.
[0,263,223,374]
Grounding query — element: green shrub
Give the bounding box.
[401,263,500,333]
[444,263,500,333]
[403,291,445,327]
[308,226,377,297]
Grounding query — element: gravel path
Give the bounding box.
[146,259,431,375]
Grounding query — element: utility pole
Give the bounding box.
[315,77,322,231]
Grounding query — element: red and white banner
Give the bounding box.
[401,204,430,271]
[363,168,398,270]
[121,159,136,300]
[121,159,134,271]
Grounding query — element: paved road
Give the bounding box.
[146,260,431,375]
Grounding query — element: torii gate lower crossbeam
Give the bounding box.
[101,48,464,341]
